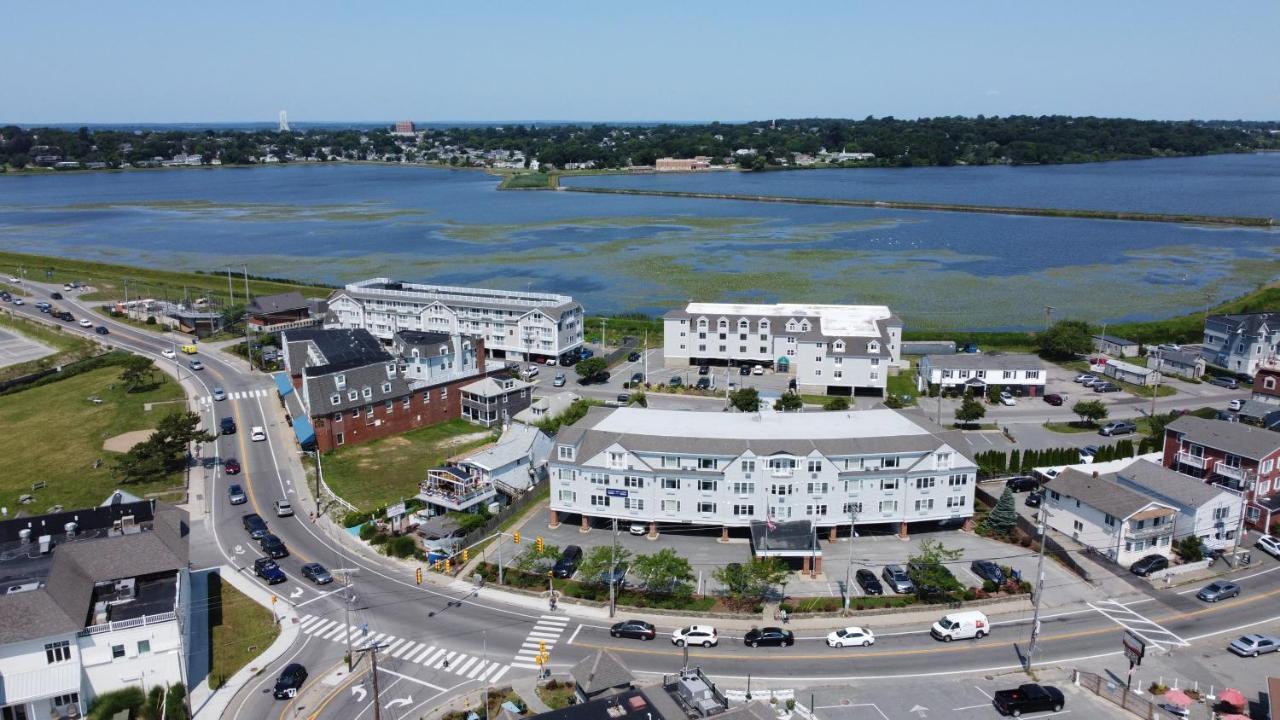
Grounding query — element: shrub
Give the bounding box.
[384,535,417,558]
[145,316,157,325]
[962,587,978,601]
[88,687,146,720]
[358,523,379,541]
[343,511,371,528]
[982,580,998,594]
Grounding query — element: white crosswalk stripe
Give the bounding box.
[383,638,405,654]
[433,651,458,670]
[412,645,437,663]
[455,657,479,675]
[475,663,498,681]
[511,613,569,668]
[489,666,511,683]
[294,616,510,679]
[392,641,418,659]
[466,660,489,679]
[421,649,446,667]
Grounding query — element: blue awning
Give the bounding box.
[292,415,315,450]
[273,372,294,397]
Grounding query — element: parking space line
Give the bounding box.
[973,686,993,700]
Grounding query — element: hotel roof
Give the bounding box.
[592,407,930,440]
[669,302,899,338]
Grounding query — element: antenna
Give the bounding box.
[278,110,290,132]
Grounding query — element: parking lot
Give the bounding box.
[0,326,55,369]
[507,508,1091,604]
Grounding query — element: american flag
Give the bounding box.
[766,515,777,531]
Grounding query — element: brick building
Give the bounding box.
[283,327,488,452]
[1163,415,1280,531]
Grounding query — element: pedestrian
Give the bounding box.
[780,608,788,624]
[442,657,450,669]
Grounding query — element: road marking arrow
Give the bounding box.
[290,587,304,599]
[233,544,245,556]
[909,705,929,717]
[351,684,367,702]
[386,696,413,709]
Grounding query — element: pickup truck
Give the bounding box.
[993,684,1064,716]
[253,557,287,585]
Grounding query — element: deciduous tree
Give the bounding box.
[955,396,986,427]
[1072,399,1108,426]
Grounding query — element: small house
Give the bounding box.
[1092,334,1140,358]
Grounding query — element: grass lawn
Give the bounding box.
[0,311,99,382]
[319,419,495,512]
[535,680,577,710]
[499,172,555,189]
[1043,421,1099,433]
[886,370,918,405]
[208,573,279,689]
[0,365,186,511]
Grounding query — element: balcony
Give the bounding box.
[1212,462,1247,482]
[1176,452,1207,469]
[417,465,496,511]
[80,610,177,636]
[1127,524,1174,541]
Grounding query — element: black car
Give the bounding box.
[254,557,287,585]
[855,569,883,595]
[553,545,582,578]
[617,393,631,404]
[1129,554,1169,577]
[95,326,109,335]
[627,351,641,362]
[630,372,644,385]
[219,417,237,435]
[273,663,308,699]
[50,292,63,300]
[260,533,288,558]
[1025,491,1043,508]
[993,684,1064,716]
[610,619,656,640]
[301,563,334,585]
[744,627,794,648]
[668,376,682,387]
[698,364,710,376]
[577,371,610,386]
[739,365,751,376]
[971,560,1006,585]
[242,513,268,539]
[1005,476,1038,492]
[695,377,711,390]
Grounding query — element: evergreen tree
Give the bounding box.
[1009,449,1021,474]
[980,487,1019,537]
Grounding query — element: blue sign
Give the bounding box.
[606,488,629,498]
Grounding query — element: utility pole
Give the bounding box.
[609,517,618,618]
[314,449,324,516]
[843,503,858,611]
[1229,470,1253,559]
[226,266,234,306]
[241,265,253,372]
[355,644,388,720]
[1149,374,1160,424]
[1044,306,1055,329]
[344,573,356,670]
[497,533,505,586]
[600,317,608,351]
[1026,505,1050,670]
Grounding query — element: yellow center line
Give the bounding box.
[232,395,314,565]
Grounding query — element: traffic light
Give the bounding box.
[462,549,469,563]
[434,559,443,572]
[445,559,453,573]
[513,531,521,544]
[539,640,546,653]
[536,536,545,552]
[415,567,423,585]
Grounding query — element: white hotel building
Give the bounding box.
[662,302,902,396]
[548,407,977,549]
[326,278,585,363]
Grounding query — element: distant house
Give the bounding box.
[1148,346,1205,379]
[1044,468,1177,566]
[571,649,634,703]
[655,156,711,172]
[459,372,533,428]
[1101,358,1161,387]
[1112,459,1243,551]
[1092,334,1139,358]
[916,353,1045,396]
[513,391,582,426]
[1200,312,1280,377]
[246,291,322,333]
[1251,365,1280,405]
[1163,415,1280,531]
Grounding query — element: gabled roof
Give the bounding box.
[247,291,310,315]
[1094,334,1138,346]
[1051,468,1176,520]
[461,373,532,398]
[1115,460,1236,509]
[463,423,549,471]
[1207,312,1279,336]
[922,353,1043,371]
[1166,416,1280,460]
[571,649,633,694]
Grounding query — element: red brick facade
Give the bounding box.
[1162,427,1280,531]
[309,374,479,452]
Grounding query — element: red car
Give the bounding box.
[1043,393,1064,406]
[224,458,241,475]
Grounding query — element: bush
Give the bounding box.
[384,534,417,558]
[962,587,978,601]
[1174,535,1204,562]
[982,579,998,593]
[145,316,157,325]
[88,687,146,720]
[358,523,379,541]
[343,510,371,528]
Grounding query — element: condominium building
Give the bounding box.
[326,278,584,363]
[662,302,902,396]
[1162,415,1280,531]
[548,407,976,540]
[1200,312,1280,377]
[916,353,1046,396]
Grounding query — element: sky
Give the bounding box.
[5,1,1278,124]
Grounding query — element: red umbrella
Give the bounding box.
[1161,689,1193,707]
[1218,715,1250,720]
[1218,688,1246,708]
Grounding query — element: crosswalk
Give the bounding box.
[297,614,511,684]
[199,388,271,404]
[1087,599,1189,650]
[511,614,570,670]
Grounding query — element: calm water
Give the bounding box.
[565,153,1280,218]
[0,161,1276,330]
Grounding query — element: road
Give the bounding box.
[6,286,1277,720]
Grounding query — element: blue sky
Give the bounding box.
[6,1,1278,123]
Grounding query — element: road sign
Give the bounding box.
[606,488,629,498]
[1122,630,1146,665]
[386,501,406,519]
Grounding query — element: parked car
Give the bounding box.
[189,359,204,371]
[855,569,883,595]
[739,365,751,376]
[545,357,558,366]
[1043,393,1064,406]
[273,663,308,699]
[553,545,582,578]
[630,372,644,386]
[752,365,765,375]
[668,376,682,388]
[95,325,109,335]
[1228,634,1280,657]
[629,523,647,536]
[552,373,566,387]
[695,377,711,390]
[992,684,1064,716]
[1093,382,1121,393]
[77,318,92,328]
[242,513,268,538]
[1075,374,1097,384]
[1256,535,1280,559]
[1196,580,1241,603]
[219,417,236,434]
[274,499,294,517]
[1005,476,1038,492]
[1099,421,1137,436]
[1129,554,1169,577]
[743,627,794,648]
[698,364,710,376]
[1025,491,1043,508]
[1228,399,1244,412]
[671,625,718,647]
[970,560,1006,585]
[254,557,287,585]
[1079,445,1099,462]
[881,565,914,594]
[1209,376,1239,389]
[260,533,288,558]
[251,426,267,441]
[224,458,241,475]
[930,610,990,641]
[616,393,631,404]
[227,484,247,505]
[301,563,333,585]
[826,626,876,648]
[600,563,629,586]
[999,392,1016,406]
[523,365,539,379]
[212,387,227,401]
[610,619,656,640]
[628,351,641,362]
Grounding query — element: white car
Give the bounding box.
[826,626,876,648]
[78,318,92,328]
[6,276,19,283]
[628,523,647,536]
[1257,535,1280,559]
[999,392,1016,406]
[12,298,23,306]
[545,358,557,366]
[1075,374,1097,384]
[1228,399,1244,412]
[671,625,718,647]
[162,349,176,359]
[752,365,765,376]
[251,426,267,442]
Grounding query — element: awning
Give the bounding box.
[273,372,294,397]
[0,660,80,705]
[292,415,315,450]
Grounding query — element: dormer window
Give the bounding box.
[411,348,420,358]
[799,321,810,332]
[362,387,373,399]
[718,319,728,329]
[348,390,359,401]
[386,363,396,378]
[335,374,347,390]
[833,340,845,352]
[868,340,880,353]
[759,319,770,331]
[697,318,708,329]
[381,382,392,394]
[738,319,749,330]
[330,394,340,405]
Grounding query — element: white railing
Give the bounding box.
[348,278,573,307]
[80,610,177,636]
[1177,452,1207,469]
[1213,462,1246,481]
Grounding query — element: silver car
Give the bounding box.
[881,564,914,594]
[1229,634,1279,657]
[274,499,294,517]
[1196,580,1240,603]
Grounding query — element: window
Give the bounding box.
[137,640,151,655]
[662,499,681,513]
[351,407,360,419]
[741,459,756,473]
[1104,514,1116,527]
[1049,490,1061,501]
[882,456,900,469]
[335,432,344,446]
[111,644,126,660]
[333,412,342,423]
[52,693,79,710]
[385,399,394,413]
[381,382,392,394]
[624,498,645,511]
[948,474,967,487]
[914,499,935,511]
[441,387,447,399]
[609,452,625,469]
[947,496,966,508]
[879,500,898,513]
[403,395,411,409]
[362,387,373,400]
[662,477,680,490]
[732,482,755,495]
[1073,520,1084,532]
[834,371,843,379]
[843,501,862,514]
[45,640,71,664]
[698,458,718,470]
[588,473,609,486]
[1213,506,1230,521]
[808,459,822,473]
[768,457,796,473]
[624,476,644,489]
[880,478,899,491]
[1003,370,1014,379]
[805,504,828,516]
[915,477,936,490]
[591,495,610,507]
[807,482,829,494]
[698,478,718,492]
[558,445,575,461]
[335,374,346,389]
[559,490,576,503]
[348,390,359,401]
[697,501,717,514]
[330,394,341,405]
[1026,370,1041,379]
[771,483,793,496]
[733,504,754,516]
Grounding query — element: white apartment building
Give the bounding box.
[326,278,584,362]
[1044,468,1177,567]
[1112,459,1243,551]
[0,497,189,720]
[1201,312,1280,377]
[916,353,1046,396]
[548,407,976,539]
[662,302,902,396]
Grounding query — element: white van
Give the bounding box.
[930,610,989,642]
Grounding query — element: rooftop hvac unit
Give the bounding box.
[65,521,78,538]
[18,528,31,544]
[38,535,52,554]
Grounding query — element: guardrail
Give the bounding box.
[1074,669,1157,719]
[80,610,177,636]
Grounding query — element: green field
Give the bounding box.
[208,573,279,689]
[0,364,186,511]
[318,419,494,512]
[499,172,555,189]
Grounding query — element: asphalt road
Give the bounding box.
[5,286,1277,720]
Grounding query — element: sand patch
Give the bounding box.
[103,429,154,453]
